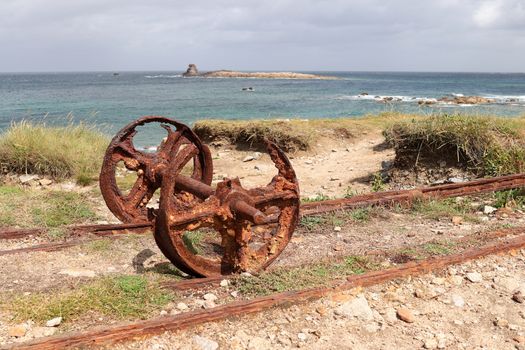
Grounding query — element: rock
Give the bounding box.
[230,291,239,298]
[253,152,262,160]
[242,155,255,162]
[192,335,219,350]
[484,205,497,214]
[449,275,463,286]
[183,64,199,77]
[396,307,415,323]
[424,338,438,349]
[334,294,374,321]
[8,324,27,337]
[203,293,218,302]
[58,269,96,278]
[383,307,398,323]
[438,95,494,105]
[513,291,524,303]
[32,326,56,338]
[159,310,168,316]
[220,279,229,287]
[451,294,465,307]
[203,300,216,309]
[333,226,342,232]
[451,216,463,225]
[176,302,189,310]
[19,174,39,184]
[45,316,62,327]
[305,160,313,165]
[494,317,509,328]
[39,178,53,186]
[297,332,307,341]
[248,336,272,349]
[493,277,521,292]
[466,272,483,283]
[514,336,525,344]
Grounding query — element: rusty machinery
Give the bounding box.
[100,116,300,277]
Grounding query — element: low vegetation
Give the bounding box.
[3,275,173,323]
[383,114,525,176]
[0,185,97,228]
[0,121,109,184]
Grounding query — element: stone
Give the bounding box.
[514,336,525,344]
[513,291,524,303]
[424,338,438,349]
[203,300,216,309]
[253,152,262,160]
[230,291,239,298]
[19,174,39,184]
[45,316,62,327]
[8,324,27,337]
[242,155,255,162]
[203,293,218,302]
[333,226,342,232]
[451,294,465,307]
[247,336,271,349]
[451,216,463,225]
[220,279,229,287]
[297,332,307,341]
[58,269,96,278]
[39,178,53,186]
[334,294,374,321]
[383,307,397,323]
[449,275,463,286]
[192,335,219,350]
[484,205,497,214]
[466,272,483,283]
[493,277,521,292]
[494,317,509,328]
[32,326,57,338]
[396,308,415,323]
[176,302,189,310]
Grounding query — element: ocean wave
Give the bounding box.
[481,94,525,102]
[335,94,437,103]
[144,74,181,79]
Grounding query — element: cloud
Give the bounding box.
[0,0,523,72]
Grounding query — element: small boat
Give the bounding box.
[241,87,254,92]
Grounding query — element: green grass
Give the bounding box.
[2,275,174,323]
[301,193,331,203]
[0,120,109,184]
[411,198,475,221]
[493,189,525,208]
[349,208,370,222]
[422,242,453,255]
[383,114,525,176]
[235,255,377,296]
[0,185,97,228]
[299,215,326,231]
[182,230,209,255]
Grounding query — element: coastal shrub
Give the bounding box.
[383,114,525,176]
[0,121,109,184]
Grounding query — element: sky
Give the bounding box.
[0,0,524,72]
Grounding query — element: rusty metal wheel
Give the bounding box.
[154,142,300,277]
[99,116,213,223]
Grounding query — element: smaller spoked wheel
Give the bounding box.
[99,116,213,223]
[154,142,300,277]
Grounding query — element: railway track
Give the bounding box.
[9,226,525,350]
[1,173,524,257]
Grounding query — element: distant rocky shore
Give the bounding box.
[182,64,338,80]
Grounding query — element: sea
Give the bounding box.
[0,71,524,147]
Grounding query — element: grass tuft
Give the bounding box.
[0,120,109,184]
[3,275,173,323]
[383,114,525,176]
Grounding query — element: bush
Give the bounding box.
[0,121,109,184]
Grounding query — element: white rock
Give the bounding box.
[45,317,62,327]
[39,178,53,186]
[253,152,262,160]
[192,335,219,350]
[58,269,96,278]
[383,307,397,323]
[484,205,497,214]
[297,332,307,341]
[333,226,342,232]
[159,310,168,316]
[242,155,255,162]
[220,279,229,287]
[203,293,218,302]
[32,326,57,338]
[176,302,189,311]
[19,174,39,184]
[451,294,465,307]
[334,294,374,321]
[203,300,216,309]
[465,272,483,283]
[230,291,239,298]
[424,338,438,349]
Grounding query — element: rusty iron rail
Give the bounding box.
[12,227,525,350]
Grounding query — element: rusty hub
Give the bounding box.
[154,142,300,277]
[99,116,213,223]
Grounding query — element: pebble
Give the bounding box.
[297,332,307,341]
[513,291,524,303]
[39,178,53,186]
[58,269,96,278]
[45,316,62,327]
[334,294,374,321]
[220,279,229,287]
[396,308,415,323]
[451,216,463,225]
[32,326,57,338]
[19,174,39,184]
[242,155,255,162]
[451,294,465,308]
[424,338,438,349]
[494,317,509,328]
[203,293,218,302]
[465,272,483,283]
[333,226,342,232]
[484,205,497,214]
[192,335,219,350]
[176,302,189,311]
[8,324,27,337]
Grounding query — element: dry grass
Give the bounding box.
[383,114,525,176]
[0,121,109,184]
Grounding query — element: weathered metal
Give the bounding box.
[99,116,213,223]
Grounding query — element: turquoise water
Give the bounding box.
[0,71,524,146]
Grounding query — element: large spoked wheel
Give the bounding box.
[99,116,213,223]
[155,142,300,277]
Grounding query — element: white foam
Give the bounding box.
[144,74,181,79]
